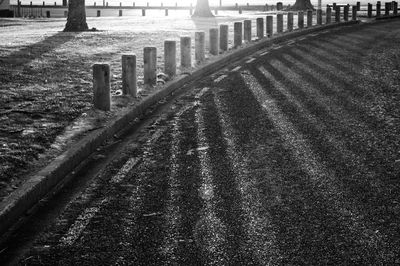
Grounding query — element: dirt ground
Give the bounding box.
[0,12,274,201]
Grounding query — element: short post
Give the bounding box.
[385,2,390,15]
[335,6,341,22]
[394,1,398,15]
[209,28,219,55]
[122,55,137,96]
[142,8,146,16]
[357,1,361,10]
[164,40,176,77]
[97,10,101,17]
[377,2,381,16]
[277,14,283,33]
[244,20,252,42]
[165,8,168,16]
[368,3,372,17]
[266,15,273,36]
[46,10,50,17]
[307,10,313,27]
[143,47,157,86]
[220,24,228,51]
[298,11,304,29]
[287,12,294,31]
[352,5,357,20]
[317,9,322,24]
[93,64,111,111]
[234,22,243,47]
[119,9,122,16]
[344,5,349,21]
[239,6,242,14]
[326,6,332,23]
[256,17,264,39]
[195,31,205,63]
[180,36,191,68]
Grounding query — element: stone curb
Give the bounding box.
[0,19,360,238]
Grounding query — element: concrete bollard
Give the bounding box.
[234,22,243,47]
[298,11,304,29]
[195,31,205,63]
[377,2,381,16]
[256,17,264,39]
[326,6,332,23]
[93,64,111,111]
[287,12,294,31]
[119,9,122,16]
[209,28,219,55]
[142,8,146,16]
[143,47,157,85]
[97,10,100,17]
[277,14,283,33]
[317,9,322,24]
[122,55,137,96]
[352,5,357,20]
[335,6,341,22]
[180,36,191,68]
[220,24,229,51]
[368,3,372,17]
[266,15,273,36]
[307,10,313,27]
[244,20,252,42]
[165,8,168,16]
[164,40,176,77]
[385,2,391,15]
[344,5,349,21]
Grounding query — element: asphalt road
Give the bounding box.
[4,20,400,265]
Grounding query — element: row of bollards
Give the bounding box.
[93,1,400,111]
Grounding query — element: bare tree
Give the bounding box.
[64,0,89,32]
[192,0,214,17]
[287,0,315,10]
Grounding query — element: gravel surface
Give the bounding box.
[4,20,400,265]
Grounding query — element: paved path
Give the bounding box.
[5,20,400,265]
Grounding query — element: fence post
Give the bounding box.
[180,36,191,68]
[195,31,205,63]
[352,5,357,20]
[335,6,341,22]
[165,8,168,16]
[220,24,229,51]
[266,15,273,36]
[244,20,252,42]
[287,12,294,31]
[357,1,361,10]
[317,9,322,24]
[122,55,137,96]
[209,28,219,55]
[234,22,243,47]
[368,3,372,17]
[307,10,313,27]
[142,8,146,16]
[277,14,283,33]
[143,47,157,85]
[385,2,390,15]
[344,5,349,21]
[298,11,304,29]
[164,40,176,77]
[256,17,264,39]
[93,64,111,111]
[119,9,122,16]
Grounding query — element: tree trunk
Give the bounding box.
[192,0,214,17]
[64,0,88,32]
[287,0,314,10]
